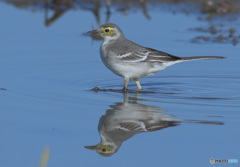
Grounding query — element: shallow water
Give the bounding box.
[1,1,240,167]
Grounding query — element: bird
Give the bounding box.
[84,93,223,156]
[84,93,179,156]
[87,23,225,91]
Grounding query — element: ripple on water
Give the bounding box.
[9,73,239,108]
[69,74,240,107]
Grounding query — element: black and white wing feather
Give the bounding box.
[116,47,181,63]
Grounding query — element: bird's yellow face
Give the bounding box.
[95,144,113,155]
[99,27,115,38]
[88,25,120,40]
[85,143,115,157]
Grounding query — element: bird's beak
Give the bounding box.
[87,29,99,34]
[84,145,97,150]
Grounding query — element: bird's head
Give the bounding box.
[87,23,124,41]
[84,143,118,157]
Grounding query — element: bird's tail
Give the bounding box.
[180,56,225,61]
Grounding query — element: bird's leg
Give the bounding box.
[134,80,142,90]
[123,78,128,91]
[123,92,128,103]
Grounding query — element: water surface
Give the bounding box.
[0,1,239,167]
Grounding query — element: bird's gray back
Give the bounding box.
[107,38,145,54]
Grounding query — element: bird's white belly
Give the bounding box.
[114,62,167,79]
[100,45,167,79]
[102,57,166,79]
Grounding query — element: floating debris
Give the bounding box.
[232,38,238,46]
[229,28,235,38]
[192,36,210,42]
[191,26,239,46]
[210,26,217,34]
[215,34,228,42]
[202,1,238,14]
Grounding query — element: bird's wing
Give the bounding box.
[116,121,147,132]
[116,48,181,63]
[116,51,147,62]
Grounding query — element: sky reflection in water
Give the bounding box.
[0,1,240,167]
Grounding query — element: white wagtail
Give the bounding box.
[88,23,224,90]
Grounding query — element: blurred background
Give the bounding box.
[3,0,240,45]
[0,0,239,167]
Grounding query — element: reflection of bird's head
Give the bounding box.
[87,23,124,40]
[84,143,117,157]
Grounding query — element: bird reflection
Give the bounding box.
[85,92,223,156]
[85,93,180,156]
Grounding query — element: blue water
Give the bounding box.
[0,2,239,167]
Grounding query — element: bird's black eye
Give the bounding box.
[105,29,109,33]
[102,148,107,152]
